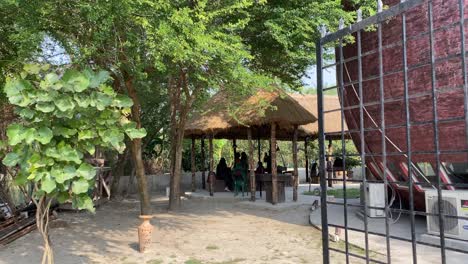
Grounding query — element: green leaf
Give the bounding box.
[23,128,36,144]
[14,172,28,186]
[36,102,55,113]
[2,152,21,167]
[18,108,35,119]
[63,69,90,92]
[57,192,70,203]
[55,96,75,112]
[7,124,25,145]
[78,130,96,141]
[72,194,94,212]
[113,95,134,108]
[54,126,77,138]
[95,92,113,110]
[41,175,56,194]
[77,163,96,180]
[89,70,110,88]
[23,64,41,75]
[72,178,89,194]
[74,94,91,108]
[36,127,53,144]
[54,165,76,184]
[4,79,25,97]
[126,127,147,139]
[82,141,96,155]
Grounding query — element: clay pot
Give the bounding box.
[138,215,153,253]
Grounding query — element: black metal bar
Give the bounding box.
[378,4,391,262]
[321,0,424,43]
[356,23,370,264]
[428,2,446,263]
[338,33,350,264]
[317,39,330,264]
[402,12,418,262]
[459,0,468,157]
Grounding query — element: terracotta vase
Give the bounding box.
[138,215,153,253]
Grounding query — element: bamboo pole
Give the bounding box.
[209,135,214,196]
[271,123,278,204]
[201,137,206,189]
[191,137,196,192]
[293,125,299,202]
[248,127,256,201]
[305,138,309,183]
[327,139,334,188]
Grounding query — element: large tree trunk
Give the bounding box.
[169,132,184,210]
[111,147,130,199]
[125,75,152,215]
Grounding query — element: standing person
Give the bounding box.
[216,157,232,191]
[263,152,271,173]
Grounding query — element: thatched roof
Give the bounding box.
[289,94,348,140]
[184,89,317,140]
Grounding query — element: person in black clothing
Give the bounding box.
[216,157,232,191]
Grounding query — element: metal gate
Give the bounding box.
[317,0,468,263]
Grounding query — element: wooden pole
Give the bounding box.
[293,125,299,202]
[257,137,261,163]
[327,139,333,188]
[271,122,278,204]
[248,127,256,201]
[209,135,214,196]
[191,136,196,192]
[233,138,237,163]
[201,137,206,189]
[305,138,309,183]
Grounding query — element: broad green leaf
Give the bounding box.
[126,127,147,139]
[45,73,59,84]
[54,126,77,138]
[63,69,90,92]
[18,108,34,119]
[57,191,70,203]
[55,96,75,112]
[78,130,96,141]
[95,92,113,110]
[23,128,36,144]
[36,127,53,144]
[41,175,56,194]
[72,178,89,194]
[23,64,41,74]
[89,70,110,88]
[4,79,25,97]
[54,165,76,184]
[36,102,55,113]
[77,163,96,180]
[74,94,91,108]
[14,172,28,186]
[72,194,94,212]
[113,95,134,108]
[82,141,96,155]
[7,124,24,145]
[2,152,21,167]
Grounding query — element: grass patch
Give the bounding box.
[303,188,360,199]
[185,259,204,264]
[206,245,219,250]
[146,259,163,264]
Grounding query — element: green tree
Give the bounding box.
[2,65,145,263]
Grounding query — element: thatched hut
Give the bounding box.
[184,88,317,204]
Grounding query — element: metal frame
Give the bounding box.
[317,0,468,263]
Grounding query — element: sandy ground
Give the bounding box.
[0,195,350,264]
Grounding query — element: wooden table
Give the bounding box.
[256,174,291,203]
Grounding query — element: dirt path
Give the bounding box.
[0,196,345,264]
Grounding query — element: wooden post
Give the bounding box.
[327,139,333,188]
[305,138,309,183]
[271,122,278,204]
[233,138,237,163]
[191,137,196,192]
[248,127,256,201]
[201,137,206,189]
[209,135,214,196]
[257,137,261,163]
[293,125,299,202]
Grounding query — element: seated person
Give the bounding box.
[255,161,265,174]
